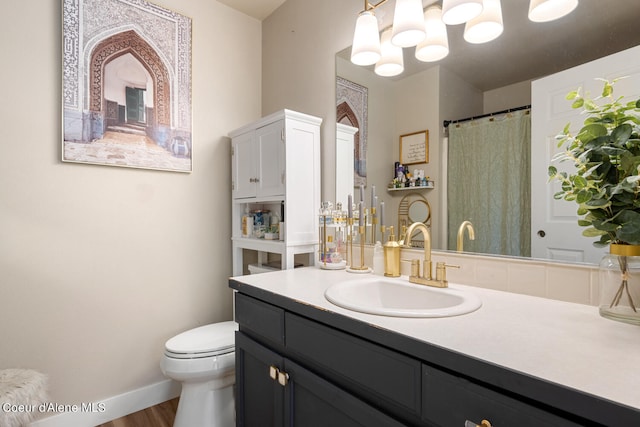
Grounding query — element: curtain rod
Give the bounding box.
[443,105,531,129]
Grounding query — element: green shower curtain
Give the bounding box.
[447,110,531,257]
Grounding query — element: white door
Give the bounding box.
[256,120,285,198]
[232,131,257,199]
[531,45,640,264]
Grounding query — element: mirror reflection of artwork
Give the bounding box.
[336,77,368,187]
[62,0,192,172]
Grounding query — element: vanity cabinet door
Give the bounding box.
[235,332,285,427]
[286,312,422,423]
[284,359,405,427]
[236,331,405,427]
[422,365,583,427]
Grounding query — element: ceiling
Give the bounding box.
[217,0,286,20]
[416,0,640,90]
[221,0,640,91]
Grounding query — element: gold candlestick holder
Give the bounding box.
[347,224,371,273]
[347,217,354,268]
[371,209,378,245]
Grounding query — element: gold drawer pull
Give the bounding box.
[465,420,492,427]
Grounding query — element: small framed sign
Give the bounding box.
[399,130,428,165]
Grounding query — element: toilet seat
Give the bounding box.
[164,321,237,360]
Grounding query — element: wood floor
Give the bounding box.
[96,398,178,427]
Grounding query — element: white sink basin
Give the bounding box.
[324,277,482,318]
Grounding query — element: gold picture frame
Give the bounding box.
[399,130,428,165]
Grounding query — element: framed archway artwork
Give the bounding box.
[62,0,192,172]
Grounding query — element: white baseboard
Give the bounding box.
[29,379,181,427]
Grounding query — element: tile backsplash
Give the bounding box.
[359,247,600,306]
[428,251,599,305]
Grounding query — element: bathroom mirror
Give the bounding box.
[336,0,640,264]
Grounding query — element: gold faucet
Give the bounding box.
[403,222,459,288]
[457,220,475,252]
[404,222,433,282]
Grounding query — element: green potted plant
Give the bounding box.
[548,78,640,325]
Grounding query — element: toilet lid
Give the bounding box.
[165,321,238,357]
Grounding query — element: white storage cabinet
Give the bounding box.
[229,109,322,275]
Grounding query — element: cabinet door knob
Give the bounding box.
[465,420,492,427]
[269,365,278,380]
[277,370,289,386]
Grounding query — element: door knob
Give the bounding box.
[537,230,546,237]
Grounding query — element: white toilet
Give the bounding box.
[161,321,238,427]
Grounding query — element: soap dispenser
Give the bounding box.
[383,226,400,277]
[372,241,384,275]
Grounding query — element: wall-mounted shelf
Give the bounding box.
[387,184,434,192]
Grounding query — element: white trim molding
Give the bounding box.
[29,380,180,427]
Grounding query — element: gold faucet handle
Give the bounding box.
[401,259,421,277]
[435,262,460,282]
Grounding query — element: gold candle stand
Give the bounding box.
[347,217,354,268]
[347,224,370,273]
[370,207,378,245]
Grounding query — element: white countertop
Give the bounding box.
[231,266,640,411]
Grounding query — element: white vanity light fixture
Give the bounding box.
[442,0,483,26]
[375,28,405,76]
[464,0,503,44]
[351,9,382,66]
[528,0,579,22]
[390,0,426,48]
[415,5,449,63]
[351,0,580,75]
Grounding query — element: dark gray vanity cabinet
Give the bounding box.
[235,293,404,427]
[232,286,639,427]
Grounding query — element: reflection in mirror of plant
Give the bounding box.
[548,78,640,248]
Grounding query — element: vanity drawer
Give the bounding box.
[422,365,582,427]
[286,313,421,419]
[235,293,285,346]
